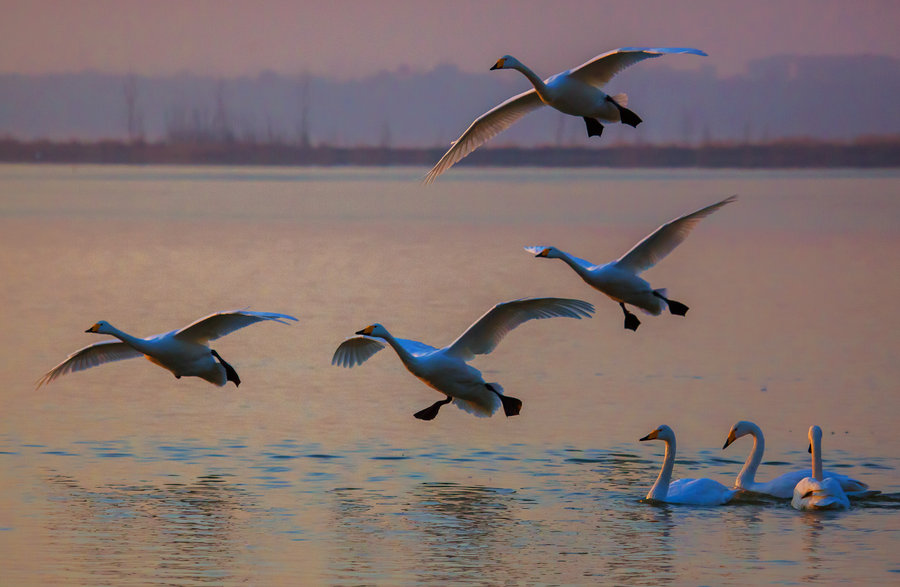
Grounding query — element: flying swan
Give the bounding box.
[424,46,707,183]
[723,420,869,498]
[791,425,850,511]
[527,195,736,331]
[332,297,594,420]
[37,310,298,388]
[640,424,737,505]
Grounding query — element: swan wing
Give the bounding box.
[446,297,594,361]
[331,335,386,368]
[567,47,708,87]
[174,310,298,343]
[824,471,870,495]
[36,341,143,388]
[394,337,439,357]
[668,478,736,505]
[615,195,736,273]
[792,477,850,510]
[424,89,544,184]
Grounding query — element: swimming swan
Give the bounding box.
[723,420,869,498]
[527,195,735,331]
[37,310,298,388]
[639,424,737,505]
[424,47,706,183]
[332,297,594,420]
[791,426,850,511]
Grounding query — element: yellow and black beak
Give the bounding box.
[356,325,375,336]
[85,323,100,333]
[723,430,737,450]
[535,248,549,258]
[808,443,812,454]
[490,58,505,71]
[639,430,659,442]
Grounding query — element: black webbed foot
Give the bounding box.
[624,313,641,331]
[605,96,643,128]
[618,107,643,128]
[211,349,241,387]
[414,396,453,421]
[485,383,522,417]
[583,117,604,138]
[620,302,641,331]
[652,291,689,316]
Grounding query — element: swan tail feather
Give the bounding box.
[612,93,628,107]
[452,398,495,418]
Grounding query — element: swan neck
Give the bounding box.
[737,426,764,487]
[649,437,675,500]
[811,435,823,481]
[105,325,147,350]
[512,62,549,97]
[381,331,415,367]
[557,251,591,279]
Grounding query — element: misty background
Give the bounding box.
[3,53,899,147]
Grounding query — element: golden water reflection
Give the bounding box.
[42,474,249,586]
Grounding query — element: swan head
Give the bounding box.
[640,424,674,443]
[356,323,390,339]
[490,55,522,71]
[808,425,822,453]
[525,245,560,259]
[85,320,114,334]
[723,420,758,449]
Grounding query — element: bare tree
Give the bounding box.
[211,80,234,143]
[297,73,312,148]
[123,73,145,142]
[379,119,392,148]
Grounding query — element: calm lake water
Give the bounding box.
[1,164,898,585]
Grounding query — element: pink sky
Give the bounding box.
[2,0,899,79]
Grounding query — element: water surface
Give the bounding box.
[1,165,898,585]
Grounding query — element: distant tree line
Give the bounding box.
[1,136,898,168]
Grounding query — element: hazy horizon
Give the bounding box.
[3,0,900,80]
[4,51,900,146]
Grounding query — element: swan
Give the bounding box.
[332,297,593,420]
[639,424,737,505]
[526,195,735,331]
[791,426,850,511]
[36,310,298,388]
[723,420,870,498]
[424,46,706,183]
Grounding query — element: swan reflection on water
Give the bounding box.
[43,473,249,585]
[328,482,519,584]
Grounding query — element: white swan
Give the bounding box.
[792,426,850,511]
[37,310,298,388]
[332,297,593,420]
[639,424,737,505]
[527,195,735,331]
[424,46,706,183]
[723,420,869,498]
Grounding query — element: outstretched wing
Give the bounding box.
[567,47,707,87]
[616,195,736,274]
[446,297,594,361]
[424,89,544,184]
[174,309,298,344]
[331,336,386,368]
[36,341,144,388]
[331,335,437,368]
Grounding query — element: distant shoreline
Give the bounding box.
[1,138,898,168]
